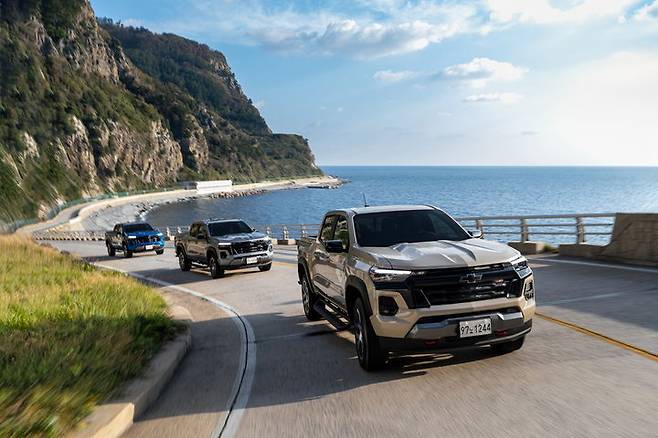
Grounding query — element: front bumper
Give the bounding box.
[370,274,536,348]
[126,240,165,252]
[217,250,273,270]
[379,319,532,352]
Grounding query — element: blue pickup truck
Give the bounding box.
[105,222,165,258]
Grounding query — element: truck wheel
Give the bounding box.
[352,297,385,371]
[106,242,116,257]
[178,250,191,271]
[493,336,525,354]
[155,249,164,255]
[301,275,321,321]
[209,255,224,279]
[122,243,133,258]
[258,263,272,272]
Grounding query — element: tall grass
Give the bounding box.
[0,236,177,437]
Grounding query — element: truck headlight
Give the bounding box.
[369,267,412,283]
[511,257,532,278]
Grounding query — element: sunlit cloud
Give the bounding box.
[440,57,527,88]
[463,92,523,103]
[373,69,419,83]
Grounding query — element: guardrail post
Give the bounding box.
[475,219,484,236]
[282,226,289,240]
[520,219,529,243]
[266,226,272,237]
[576,216,585,244]
[301,225,307,238]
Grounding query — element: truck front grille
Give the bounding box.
[135,235,160,244]
[409,264,522,306]
[231,240,268,254]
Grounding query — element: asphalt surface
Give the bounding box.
[50,241,658,438]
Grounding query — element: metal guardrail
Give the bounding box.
[32,213,617,244]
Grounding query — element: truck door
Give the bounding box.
[114,224,122,247]
[188,223,203,261]
[326,215,349,307]
[313,215,337,296]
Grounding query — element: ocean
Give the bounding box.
[145,166,658,244]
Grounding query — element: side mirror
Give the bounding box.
[469,230,483,239]
[325,239,347,253]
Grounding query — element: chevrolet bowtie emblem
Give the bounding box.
[459,273,483,284]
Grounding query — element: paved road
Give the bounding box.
[51,241,658,438]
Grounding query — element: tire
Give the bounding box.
[493,335,525,354]
[122,243,133,258]
[106,242,116,257]
[155,249,164,255]
[352,297,385,371]
[178,249,191,271]
[258,263,272,272]
[208,254,224,279]
[301,275,321,321]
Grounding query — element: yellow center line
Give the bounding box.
[536,312,658,363]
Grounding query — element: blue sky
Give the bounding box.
[91,0,658,166]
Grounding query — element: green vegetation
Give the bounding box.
[0,237,177,437]
[0,1,321,224]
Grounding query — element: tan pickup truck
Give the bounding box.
[297,205,536,370]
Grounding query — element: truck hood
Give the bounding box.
[125,230,162,238]
[213,231,268,243]
[365,239,520,270]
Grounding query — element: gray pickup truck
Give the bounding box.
[297,205,536,370]
[175,219,273,278]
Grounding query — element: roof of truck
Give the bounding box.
[341,204,436,215]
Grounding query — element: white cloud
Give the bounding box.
[441,57,528,88]
[373,69,418,83]
[463,92,523,103]
[485,0,636,24]
[632,0,658,21]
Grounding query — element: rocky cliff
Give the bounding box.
[0,0,321,223]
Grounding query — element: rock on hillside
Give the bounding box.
[0,0,321,223]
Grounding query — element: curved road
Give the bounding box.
[51,241,658,437]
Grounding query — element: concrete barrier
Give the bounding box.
[560,213,658,267]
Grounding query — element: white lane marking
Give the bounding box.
[534,258,658,274]
[542,292,625,305]
[96,263,254,438]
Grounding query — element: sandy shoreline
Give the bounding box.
[49,175,341,232]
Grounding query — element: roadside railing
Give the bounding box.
[32,213,617,245]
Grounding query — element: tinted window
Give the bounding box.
[124,223,154,233]
[320,216,337,242]
[333,216,349,249]
[354,210,469,247]
[208,221,253,237]
[189,224,199,236]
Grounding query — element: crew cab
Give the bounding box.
[297,205,536,370]
[175,219,273,278]
[105,222,165,258]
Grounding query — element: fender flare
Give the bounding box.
[345,275,373,317]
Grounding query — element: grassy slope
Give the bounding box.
[0,237,177,437]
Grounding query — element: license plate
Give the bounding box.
[459,318,492,338]
[145,245,153,250]
[246,257,258,264]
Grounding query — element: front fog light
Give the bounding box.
[379,296,399,316]
[524,280,535,300]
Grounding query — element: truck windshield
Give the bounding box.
[354,210,470,247]
[123,223,154,233]
[208,221,253,236]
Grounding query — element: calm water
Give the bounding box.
[146,166,658,243]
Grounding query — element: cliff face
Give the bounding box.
[0,0,321,223]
